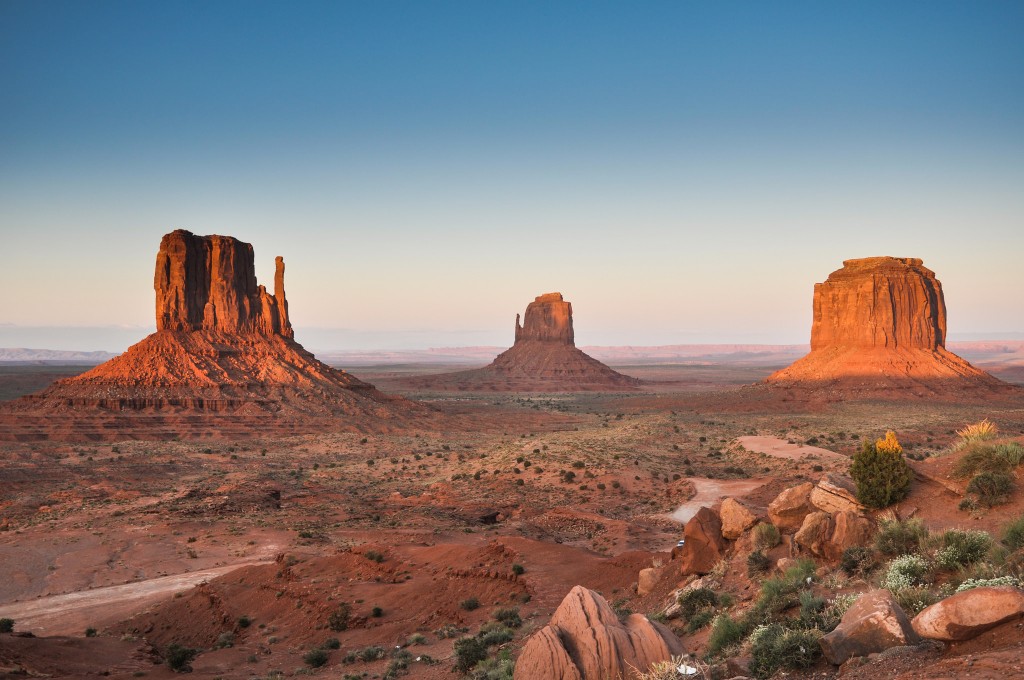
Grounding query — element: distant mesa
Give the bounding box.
[765,256,1010,394]
[401,292,641,392]
[0,229,423,441]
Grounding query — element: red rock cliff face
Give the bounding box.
[810,257,945,351]
[154,229,292,338]
[514,292,574,345]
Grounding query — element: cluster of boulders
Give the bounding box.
[675,473,873,578]
[822,585,1024,666]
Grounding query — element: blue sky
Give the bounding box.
[1,1,1022,351]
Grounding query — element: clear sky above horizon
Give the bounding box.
[2,1,1022,351]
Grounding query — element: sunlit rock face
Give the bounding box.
[155,229,292,338]
[765,256,1006,393]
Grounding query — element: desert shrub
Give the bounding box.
[0,618,12,633]
[407,632,427,646]
[355,645,386,662]
[478,622,514,646]
[747,550,772,576]
[935,529,993,569]
[996,442,1024,466]
[685,609,715,633]
[875,518,928,556]
[706,613,747,656]
[372,606,383,617]
[328,602,351,631]
[1002,515,1024,551]
[954,445,1012,478]
[85,627,97,637]
[323,637,341,649]
[304,648,330,668]
[748,624,823,679]
[165,644,198,673]
[492,608,521,628]
[435,623,468,639]
[850,432,912,508]
[453,636,488,672]
[881,554,930,591]
[237,615,251,628]
[840,546,876,575]
[511,563,525,575]
[752,523,781,550]
[469,652,515,680]
[460,597,480,611]
[955,419,998,447]
[892,586,937,616]
[677,587,718,619]
[214,631,234,648]
[365,550,386,563]
[954,575,1022,593]
[966,470,1014,507]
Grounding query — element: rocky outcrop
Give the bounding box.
[826,511,874,561]
[768,482,814,531]
[810,474,863,515]
[155,230,292,337]
[679,507,726,576]
[513,585,683,680]
[720,498,759,539]
[912,586,1024,641]
[794,511,834,557]
[515,292,574,345]
[820,589,920,665]
[765,257,1007,393]
[399,292,640,392]
[1,230,424,441]
[637,567,662,597]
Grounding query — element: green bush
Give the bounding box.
[304,648,330,668]
[478,622,514,646]
[996,442,1024,466]
[0,618,13,633]
[491,608,521,628]
[460,597,480,611]
[685,609,715,633]
[752,523,781,550]
[935,529,992,569]
[748,624,823,679]
[747,550,772,576]
[840,546,876,575]
[875,518,928,556]
[706,613,747,656]
[165,644,198,673]
[511,564,525,575]
[966,471,1014,507]
[881,554,929,591]
[328,602,351,631]
[454,636,488,672]
[677,587,718,619]
[1002,515,1024,551]
[469,651,514,680]
[892,586,937,617]
[850,433,912,509]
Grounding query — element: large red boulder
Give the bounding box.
[513,585,683,680]
[678,507,726,576]
[820,589,920,665]
[912,586,1024,641]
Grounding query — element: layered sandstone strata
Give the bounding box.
[0,230,423,440]
[766,257,1005,392]
[401,293,640,391]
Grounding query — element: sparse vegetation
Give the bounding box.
[328,602,351,631]
[752,523,780,550]
[966,470,1014,507]
[875,518,928,556]
[1002,514,1024,550]
[165,644,198,673]
[460,597,480,611]
[304,647,330,668]
[0,618,13,633]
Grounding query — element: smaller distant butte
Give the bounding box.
[0,229,426,441]
[400,292,641,392]
[763,256,1013,398]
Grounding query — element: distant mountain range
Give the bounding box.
[0,348,118,364]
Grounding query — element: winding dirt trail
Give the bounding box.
[0,560,273,636]
[670,477,767,523]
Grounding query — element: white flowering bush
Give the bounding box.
[954,576,1022,594]
[881,554,929,591]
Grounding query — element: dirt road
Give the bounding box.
[0,560,272,636]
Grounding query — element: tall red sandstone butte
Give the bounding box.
[766,257,1007,393]
[0,230,423,441]
[402,292,640,391]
